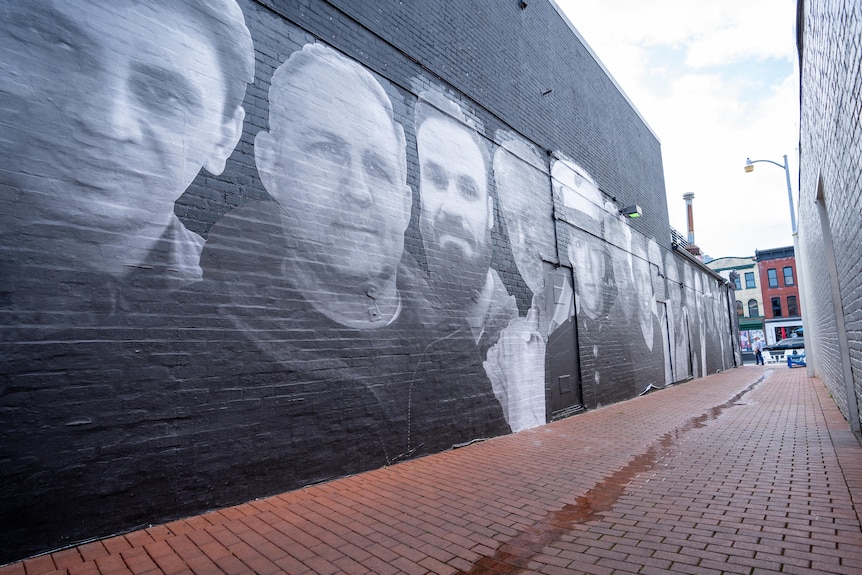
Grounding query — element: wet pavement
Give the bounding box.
[4,365,862,575]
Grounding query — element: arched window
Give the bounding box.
[748,299,759,317]
[736,300,744,316]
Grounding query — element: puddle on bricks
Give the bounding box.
[453,373,769,575]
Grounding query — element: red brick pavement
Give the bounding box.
[4,365,861,574]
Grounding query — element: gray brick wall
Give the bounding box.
[797,0,862,431]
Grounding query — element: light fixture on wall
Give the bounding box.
[620,204,643,218]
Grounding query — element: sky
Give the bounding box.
[553,0,800,260]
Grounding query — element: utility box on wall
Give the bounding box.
[0,0,739,563]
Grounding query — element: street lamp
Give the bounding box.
[744,153,810,376]
[743,154,796,234]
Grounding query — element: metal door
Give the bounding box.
[545,266,583,420]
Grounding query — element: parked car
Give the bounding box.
[764,337,805,352]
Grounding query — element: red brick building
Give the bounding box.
[755,246,802,343]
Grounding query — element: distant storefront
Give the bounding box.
[739,317,765,353]
[764,318,803,345]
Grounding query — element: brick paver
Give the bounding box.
[3,366,861,574]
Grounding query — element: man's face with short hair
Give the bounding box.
[418,116,492,286]
[255,57,411,285]
[569,227,606,320]
[664,254,682,310]
[632,248,653,326]
[553,159,608,319]
[495,148,553,296]
[0,0,242,239]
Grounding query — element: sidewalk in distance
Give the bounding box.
[5,365,862,575]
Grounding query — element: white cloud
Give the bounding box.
[554,0,799,257]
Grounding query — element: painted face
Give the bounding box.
[569,228,606,320]
[664,253,682,309]
[0,0,238,237]
[494,147,553,296]
[256,58,410,285]
[418,116,492,276]
[632,251,653,324]
[552,158,603,236]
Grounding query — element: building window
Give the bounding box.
[733,275,741,290]
[745,272,755,289]
[748,299,759,317]
[783,266,794,286]
[767,268,779,288]
[772,297,782,317]
[736,300,744,316]
[787,295,798,316]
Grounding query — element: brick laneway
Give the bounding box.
[4,366,861,575]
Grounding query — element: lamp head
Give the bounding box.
[744,158,754,173]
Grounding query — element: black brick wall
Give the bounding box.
[0,0,737,562]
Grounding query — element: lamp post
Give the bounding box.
[744,153,811,376]
[744,154,796,233]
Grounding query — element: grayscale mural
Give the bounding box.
[553,158,636,402]
[0,0,739,563]
[0,0,252,288]
[492,134,559,430]
[0,0,256,560]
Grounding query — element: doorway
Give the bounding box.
[545,266,583,420]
